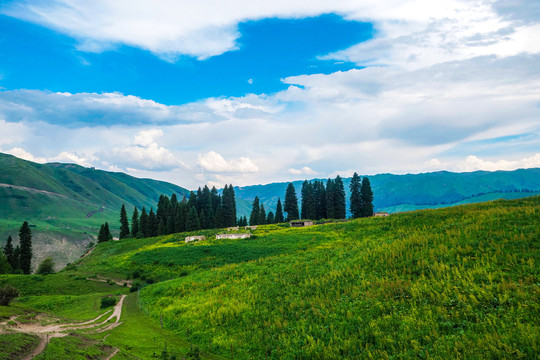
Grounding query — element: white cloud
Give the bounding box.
[0,119,28,145]
[288,166,318,175]
[198,151,259,173]
[456,154,540,172]
[48,151,95,167]
[134,128,164,146]
[3,147,46,163]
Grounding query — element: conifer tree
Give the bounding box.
[174,200,187,233]
[267,211,275,224]
[131,207,140,237]
[222,185,237,227]
[19,221,33,274]
[361,177,374,217]
[0,252,10,274]
[326,179,336,219]
[186,206,201,231]
[148,208,158,237]
[334,175,346,219]
[119,204,130,239]
[284,183,299,221]
[104,222,112,241]
[12,246,21,272]
[259,204,267,225]
[349,172,363,218]
[249,197,260,226]
[3,236,14,269]
[301,180,316,220]
[97,224,106,243]
[139,206,148,238]
[213,203,224,229]
[275,198,284,223]
[314,180,327,220]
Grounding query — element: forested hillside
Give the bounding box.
[0,152,189,268]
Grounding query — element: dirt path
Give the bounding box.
[104,348,119,360]
[1,295,127,359]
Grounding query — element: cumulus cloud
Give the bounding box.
[48,151,96,167]
[101,129,183,171]
[198,151,258,173]
[456,154,540,172]
[288,166,318,175]
[2,147,46,163]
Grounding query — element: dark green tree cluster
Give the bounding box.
[300,180,328,220]
[249,196,284,225]
[284,183,300,221]
[2,221,33,274]
[97,222,112,243]
[291,175,348,221]
[116,184,238,239]
[349,173,374,218]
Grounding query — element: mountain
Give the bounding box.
[0,152,189,268]
[233,169,540,217]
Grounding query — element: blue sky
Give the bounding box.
[0,0,539,189]
[0,13,371,104]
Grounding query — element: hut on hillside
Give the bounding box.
[185,235,205,243]
[290,220,314,227]
[216,233,251,240]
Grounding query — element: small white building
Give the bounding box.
[185,235,205,243]
[227,226,239,231]
[216,233,251,240]
[290,220,314,227]
[374,212,390,217]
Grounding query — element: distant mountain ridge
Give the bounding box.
[233,168,540,217]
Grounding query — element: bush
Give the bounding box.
[100,296,116,309]
[0,285,19,306]
[36,257,55,275]
[130,280,141,293]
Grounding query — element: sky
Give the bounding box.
[0,0,539,189]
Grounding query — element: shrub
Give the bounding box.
[130,280,141,293]
[0,285,19,306]
[36,257,55,275]
[100,296,116,309]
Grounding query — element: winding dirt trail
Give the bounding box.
[1,295,126,359]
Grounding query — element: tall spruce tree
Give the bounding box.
[326,179,336,219]
[97,224,106,243]
[3,236,14,269]
[267,211,275,224]
[349,172,363,219]
[314,180,327,220]
[360,177,374,217]
[301,180,316,220]
[131,207,140,237]
[19,221,33,274]
[334,175,346,219]
[148,208,158,237]
[186,206,201,231]
[104,222,112,241]
[275,198,284,223]
[249,197,260,226]
[284,183,299,221]
[259,204,267,225]
[119,204,130,239]
[222,185,237,227]
[12,245,20,272]
[139,206,148,237]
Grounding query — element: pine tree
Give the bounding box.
[3,236,14,269]
[97,224,106,243]
[139,206,148,238]
[259,204,267,225]
[12,245,21,272]
[222,185,237,227]
[148,208,158,237]
[119,204,130,239]
[349,172,362,218]
[284,183,299,221]
[213,202,224,229]
[275,198,284,223]
[334,175,346,219]
[105,222,113,241]
[361,177,374,217]
[131,207,140,237]
[267,211,275,224]
[186,206,201,231]
[249,197,260,226]
[314,180,327,220]
[326,179,336,219]
[19,221,33,274]
[301,180,316,220]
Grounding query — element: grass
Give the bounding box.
[0,196,538,359]
[0,333,40,360]
[34,333,114,360]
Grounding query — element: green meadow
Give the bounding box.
[0,196,538,359]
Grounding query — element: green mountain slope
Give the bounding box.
[68,196,539,359]
[233,168,540,217]
[0,152,189,269]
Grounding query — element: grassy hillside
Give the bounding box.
[0,152,189,269]
[233,168,540,217]
[63,196,539,359]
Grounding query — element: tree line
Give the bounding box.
[98,185,238,242]
[249,173,374,225]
